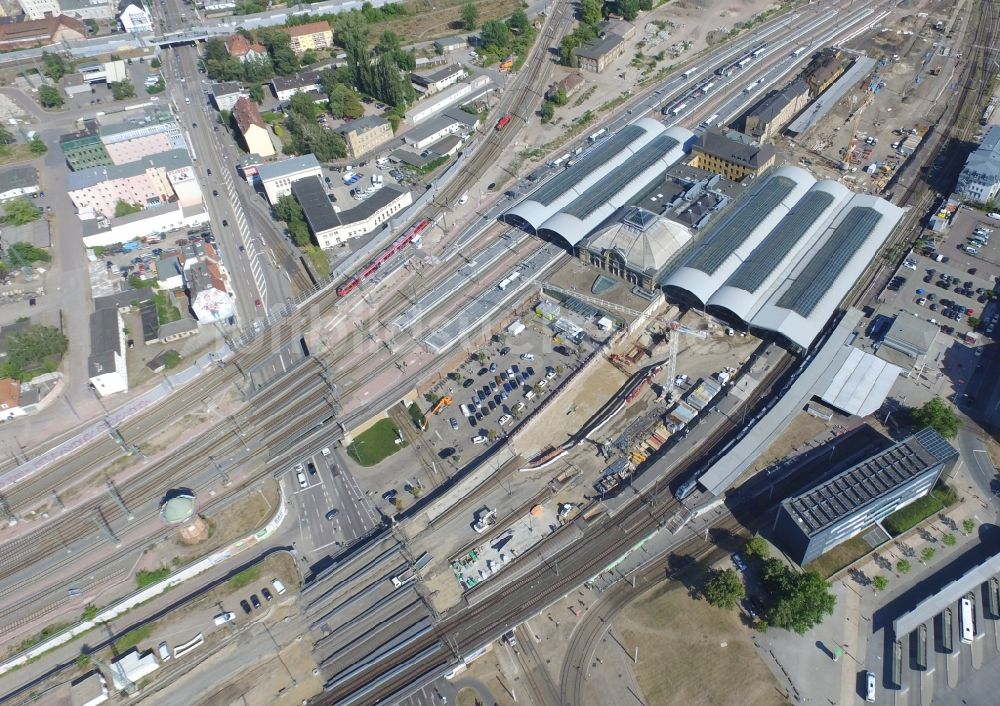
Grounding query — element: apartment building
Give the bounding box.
[280,20,332,54]
[232,97,275,157]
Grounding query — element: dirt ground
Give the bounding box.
[513,356,629,457]
[734,411,837,481]
[388,0,523,46]
[616,582,785,706]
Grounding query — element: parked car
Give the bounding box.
[261,587,273,601]
[325,508,339,520]
[250,594,261,609]
[240,599,252,614]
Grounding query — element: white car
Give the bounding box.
[321,447,331,457]
[458,192,469,205]
[988,212,1000,220]
[296,470,308,489]
[499,414,512,425]
[472,435,487,444]
[213,612,235,626]
[520,353,535,361]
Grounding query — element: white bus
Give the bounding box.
[960,596,974,644]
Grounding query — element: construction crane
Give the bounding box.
[429,395,452,415]
[665,321,708,403]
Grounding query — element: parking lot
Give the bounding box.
[882,211,1000,344]
[422,312,594,463]
[314,160,412,210]
[290,446,382,561]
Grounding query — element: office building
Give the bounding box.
[256,153,322,204]
[775,428,959,565]
[955,125,1000,204]
[334,115,393,159]
[689,128,776,181]
[292,176,411,248]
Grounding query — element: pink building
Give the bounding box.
[100,120,186,166]
[67,149,202,218]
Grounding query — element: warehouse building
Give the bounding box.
[334,116,393,160]
[661,166,904,351]
[743,79,810,140]
[572,20,635,73]
[775,428,958,565]
[503,119,695,244]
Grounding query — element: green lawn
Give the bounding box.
[153,290,181,324]
[806,535,873,578]
[226,565,260,590]
[883,483,958,536]
[347,419,407,467]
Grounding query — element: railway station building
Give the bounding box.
[774,428,959,565]
[661,166,904,351]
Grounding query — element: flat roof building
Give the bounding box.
[70,670,109,706]
[60,119,112,171]
[271,70,324,102]
[410,64,466,94]
[775,428,959,565]
[291,176,412,248]
[210,81,248,112]
[257,153,322,204]
[877,312,939,369]
[0,166,40,202]
[433,35,467,52]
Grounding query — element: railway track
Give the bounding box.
[316,347,797,704]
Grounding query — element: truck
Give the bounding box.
[122,241,141,253]
[588,128,608,142]
[473,507,497,533]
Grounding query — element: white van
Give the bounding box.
[865,671,876,701]
[213,612,234,626]
[158,641,171,661]
[271,578,286,595]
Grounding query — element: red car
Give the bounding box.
[255,298,262,309]
[966,308,974,316]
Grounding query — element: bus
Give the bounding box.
[960,596,974,644]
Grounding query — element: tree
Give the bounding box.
[461,1,479,30]
[941,533,957,546]
[968,316,981,329]
[618,0,640,21]
[962,517,977,535]
[744,536,771,560]
[243,57,274,83]
[560,36,581,67]
[2,199,41,226]
[300,49,319,66]
[911,397,960,438]
[248,84,265,103]
[0,325,67,379]
[480,20,511,55]
[110,81,135,100]
[508,9,531,35]
[326,83,364,119]
[581,0,603,26]
[84,18,98,34]
[705,568,745,610]
[540,101,555,123]
[896,559,911,574]
[8,242,50,264]
[28,137,47,155]
[287,91,319,120]
[41,51,71,81]
[765,570,836,634]
[551,87,568,106]
[274,195,314,247]
[114,200,143,218]
[872,575,888,592]
[920,546,936,563]
[38,85,63,108]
